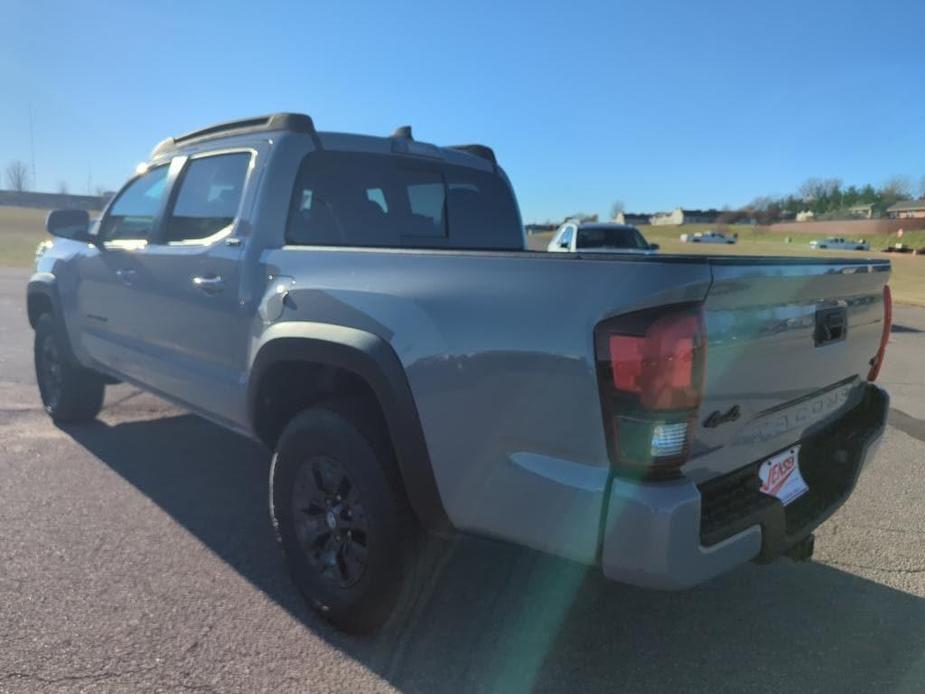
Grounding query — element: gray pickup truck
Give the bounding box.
[28,113,891,632]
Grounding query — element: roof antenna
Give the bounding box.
[391,125,413,140]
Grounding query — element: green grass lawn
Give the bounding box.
[640,223,925,252]
[0,207,53,268]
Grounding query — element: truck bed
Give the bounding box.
[261,245,889,563]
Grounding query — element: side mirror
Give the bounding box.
[559,240,570,249]
[649,243,660,250]
[46,209,90,241]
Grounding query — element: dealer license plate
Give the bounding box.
[758,446,809,506]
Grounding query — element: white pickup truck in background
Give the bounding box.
[546,222,659,253]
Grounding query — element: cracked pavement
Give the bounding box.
[1,268,924,693]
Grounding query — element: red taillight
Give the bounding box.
[595,304,706,478]
[867,285,892,382]
[609,312,703,410]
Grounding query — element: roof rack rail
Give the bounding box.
[447,144,497,165]
[151,113,319,158]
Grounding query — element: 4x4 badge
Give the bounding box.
[703,405,741,428]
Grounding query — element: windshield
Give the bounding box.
[576,226,648,250]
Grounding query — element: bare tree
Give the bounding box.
[57,180,69,195]
[797,178,820,201]
[919,175,925,199]
[798,177,841,201]
[5,160,29,192]
[609,200,625,220]
[747,196,773,211]
[880,175,913,207]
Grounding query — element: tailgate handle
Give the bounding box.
[815,307,847,346]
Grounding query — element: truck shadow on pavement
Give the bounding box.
[66,412,925,694]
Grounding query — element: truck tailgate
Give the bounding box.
[686,258,891,483]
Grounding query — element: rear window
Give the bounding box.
[286,151,521,250]
[444,169,522,250]
[576,226,648,250]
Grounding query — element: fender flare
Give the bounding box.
[26,273,61,329]
[27,273,85,367]
[248,322,452,532]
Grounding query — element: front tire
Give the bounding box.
[34,313,105,422]
[269,407,416,633]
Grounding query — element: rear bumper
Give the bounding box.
[600,383,889,590]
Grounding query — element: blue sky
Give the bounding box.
[1,0,923,222]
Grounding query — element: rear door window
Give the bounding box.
[164,152,251,243]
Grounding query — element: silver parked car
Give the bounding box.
[680,229,736,244]
[810,237,870,251]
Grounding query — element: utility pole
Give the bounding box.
[29,104,37,191]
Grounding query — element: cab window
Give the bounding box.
[99,165,169,242]
[164,152,251,243]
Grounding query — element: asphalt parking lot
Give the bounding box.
[1,266,924,693]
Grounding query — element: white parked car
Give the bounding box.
[809,237,870,251]
[547,222,658,254]
[679,230,736,244]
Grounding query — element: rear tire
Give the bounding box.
[34,313,105,423]
[269,406,417,633]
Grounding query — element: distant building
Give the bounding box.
[525,223,557,235]
[575,214,599,224]
[847,204,875,219]
[887,199,925,219]
[614,212,651,225]
[685,208,722,224]
[650,209,684,225]
[796,210,815,222]
[649,207,721,226]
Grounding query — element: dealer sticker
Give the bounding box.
[758,446,809,506]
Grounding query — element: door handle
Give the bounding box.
[192,274,225,294]
[115,269,136,285]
